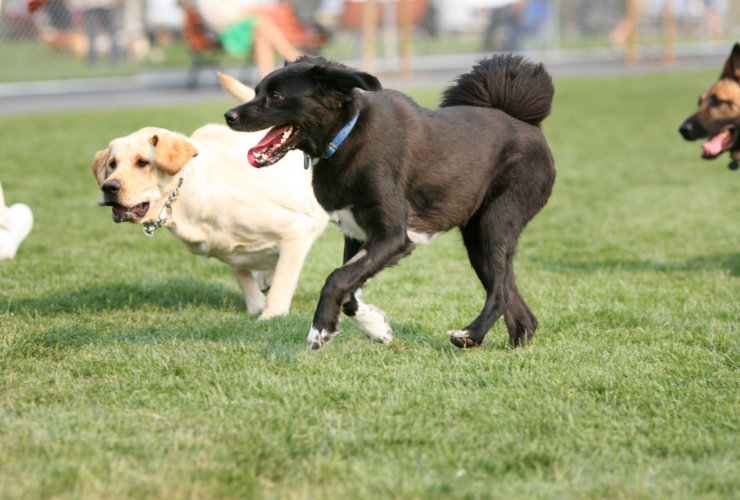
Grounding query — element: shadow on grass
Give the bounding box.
[4,279,506,356]
[15,313,474,359]
[25,315,287,351]
[20,317,466,359]
[3,278,245,316]
[533,253,740,276]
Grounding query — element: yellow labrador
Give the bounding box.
[92,76,328,319]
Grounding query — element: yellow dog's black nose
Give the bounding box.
[102,180,122,196]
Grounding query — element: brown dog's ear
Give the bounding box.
[721,43,740,81]
[148,132,198,176]
[91,146,111,184]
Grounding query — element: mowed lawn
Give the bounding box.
[1,70,739,499]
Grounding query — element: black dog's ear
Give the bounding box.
[352,71,382,92]
[286,55,327,67]
[721,43,740,82]
[308,62,382,93]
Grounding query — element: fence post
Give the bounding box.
[399,0,412,76]
[383,0,400,72]
[662,0,675,63]
[362,0,378,73]
[626,0,641,64]
[547,0,561,54]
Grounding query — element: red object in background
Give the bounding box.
[183,3,326,55]
[27,0,51,14]
[182,7,222,53]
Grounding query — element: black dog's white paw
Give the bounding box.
[351,302,393,344]
[307,326,339,350]
[448,330,483,349]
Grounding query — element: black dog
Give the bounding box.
[679,43,740,170]
[225,55,556,350]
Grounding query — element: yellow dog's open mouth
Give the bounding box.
[110,202,149,222]
[702,126,738,159]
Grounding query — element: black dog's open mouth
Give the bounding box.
[248,124,300,168]
[110,202,150,222]
[702,126,738,159]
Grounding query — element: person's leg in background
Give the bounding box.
[100,5,123,62]
[84,8,101,64]
[0,181,33,260]
[704,0,724,39]
[252,14,301,77]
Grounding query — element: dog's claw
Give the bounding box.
[448,330,483,349]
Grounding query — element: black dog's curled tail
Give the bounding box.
[441,54,554,127]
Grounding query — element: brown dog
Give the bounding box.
[679,43,740,170]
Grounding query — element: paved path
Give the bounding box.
[0,53,726,119]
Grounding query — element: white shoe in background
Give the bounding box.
[0,203,34,260]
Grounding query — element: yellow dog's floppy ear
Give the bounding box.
[91,146,111,185]
[218,72,256,103]
[148,132,198,176]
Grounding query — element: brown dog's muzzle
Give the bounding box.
[679,116,706,141]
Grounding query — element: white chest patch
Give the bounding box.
[329,208,367,242]
[407,230,442,245]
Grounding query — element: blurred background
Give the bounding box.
[1,0,738,94]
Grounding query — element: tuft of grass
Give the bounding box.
[1,70,739,499]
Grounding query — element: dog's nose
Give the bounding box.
[102,180,122,196]
[679,121,694,140]
[224,111,239,125]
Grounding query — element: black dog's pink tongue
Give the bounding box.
[248,126,290,168]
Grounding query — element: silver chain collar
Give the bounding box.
[142,166,186,237]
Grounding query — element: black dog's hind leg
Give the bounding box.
[503,272,537,347]
[459,219,537,347]
[452,191,529,348]
[308,232,412,350]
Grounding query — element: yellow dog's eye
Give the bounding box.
[109,160,116,169]
[137,159,149,167]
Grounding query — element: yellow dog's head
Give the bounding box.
[92,127,198,223]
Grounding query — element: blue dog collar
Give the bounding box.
[322,110,360,158]
[304,110,360,169]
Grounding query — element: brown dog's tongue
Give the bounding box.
[703,131,730,157]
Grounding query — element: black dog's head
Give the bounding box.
[224,56,381,167]
[679,43,740,164]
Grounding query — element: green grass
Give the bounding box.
[1,71,740,499]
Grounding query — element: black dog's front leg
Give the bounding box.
[338,236,364,316]
[307,231,410,349]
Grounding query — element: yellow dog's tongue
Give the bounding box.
[703,131,730,157]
